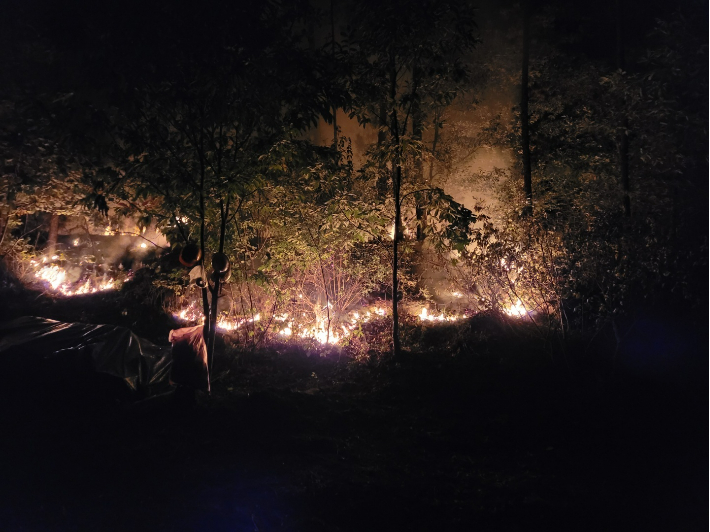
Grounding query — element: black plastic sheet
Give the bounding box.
[0,316,172,396]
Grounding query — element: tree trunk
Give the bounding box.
[0,186,17,251]
[47,213,59,256]
[389,50,402,357]
[330,0,338,147]
[376,102,389,199]
[198,158,212,393]
[616,0,631,216]
[521,0,533,217]
[392,165,402,357]
[0,206,11,251]
[207,197,230,383]
[412,68,426,244]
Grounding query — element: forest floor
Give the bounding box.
[0,282,706,532]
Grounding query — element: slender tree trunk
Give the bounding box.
[207,197,230,381]
[0,185,17,251]
[389,50,402,357]
[47,213,59,256]
[0,207,12,251]
[332,109,338,147]
[521,0,533,217]
[198,159,211,393]
[318,255,331,344]
[616,0,631,216]
[412,68,426,245]
[428,107,439,182]
[376,103,389,199]
[330,0,338,147]
[392,165,402,356]
[305,223,331,344]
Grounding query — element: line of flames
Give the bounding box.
[174,297,530,344]
[31,261,531,343]
[171,303,392,345]
[172,302,488,345]
[31,260,118,296]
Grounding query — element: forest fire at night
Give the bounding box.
[0,0,705,530]
[28,256,495,345]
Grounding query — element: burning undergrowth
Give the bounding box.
[30,258,125,296]
[15,234,164,297]
[168,285,475,353]
[9,238,545,358]
[18,258,485,356]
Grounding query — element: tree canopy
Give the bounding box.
[0,0,706,348]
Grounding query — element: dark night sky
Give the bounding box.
[4,0,707,73]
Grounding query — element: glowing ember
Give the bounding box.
[504,299,528,317]
[34,264,118,296]
[140,242,147,248]
[216,316,245,331]
[68,277,116,295]
[419,307,459,322]
[36,265,66,290]
[176,308,194,321]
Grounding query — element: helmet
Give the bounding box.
[179,244,202,267]
[211,252,229,273]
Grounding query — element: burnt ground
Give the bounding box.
[0,285,707,531]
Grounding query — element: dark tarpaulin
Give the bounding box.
[0,316,172,395]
